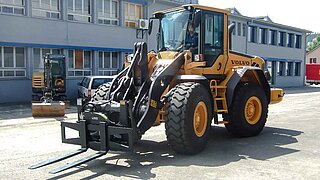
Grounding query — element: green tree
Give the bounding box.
[308,34,320,51]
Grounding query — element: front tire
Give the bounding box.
[165,82,213,155]
[225,83,268,137]
[91,82,111,102]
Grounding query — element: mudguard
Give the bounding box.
[226,66,271,107]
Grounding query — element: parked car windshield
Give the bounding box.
[92,78,113,89]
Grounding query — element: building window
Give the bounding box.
[0,46,26,78]
[248,26,257,43]
[98,51,119,75]
[295,34,301,49]
[287,62,293,76]
[259,28,267,44]
[287,33,294,48]
[33,48,61,70]
[67,0,91,22]
[68,49,92,77]
[294,62,301,76]
[310,58,317,64]
[242,23,246,37]
[269,29,277,45]
[124,2,142,28]
[277,61,285,76]
[0,0,24,15]
[237,22,241,36]
[32,0,60,19]
[97,0,118,25]
[278,31,286,47]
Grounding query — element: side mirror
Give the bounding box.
[148,20,153,35]
[264,70,272,81]
[228,23,235,50]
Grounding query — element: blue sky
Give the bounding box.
[199,0,318,33]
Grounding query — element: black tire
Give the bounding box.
[165,82,213,155]
[225,83,268,137]
[91,82,111,102]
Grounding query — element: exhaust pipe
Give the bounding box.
[228,23,235,50]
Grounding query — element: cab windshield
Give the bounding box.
[51,60,65,76]
[158,10,192,51]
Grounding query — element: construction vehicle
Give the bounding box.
[30,4,284,173]
[31,54,66,117]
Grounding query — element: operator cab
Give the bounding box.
[155,5,227,67]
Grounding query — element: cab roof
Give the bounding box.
[154,4,230,15]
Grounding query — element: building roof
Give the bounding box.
[226,7,242,16]
[254,16,273,23]
[307,33,319,44]
[228,8,311,33]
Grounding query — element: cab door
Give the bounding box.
[200,11,224,67]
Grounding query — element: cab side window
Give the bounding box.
[203,13,223,66]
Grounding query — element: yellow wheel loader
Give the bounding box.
[31,54,66,117]
[30,4,283,173]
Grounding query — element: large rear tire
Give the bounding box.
[165,82,213,155]
[225,83,268,137]
[91,83,111,102]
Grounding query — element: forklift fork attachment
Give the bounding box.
[29,148,87,169]
[49,151,107,174]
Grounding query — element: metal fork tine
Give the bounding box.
[29,148,87,169]
[49,151,107,174]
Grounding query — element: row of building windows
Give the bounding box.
[0,46,303,80]
[271,61,301,77]
[0,46,26,77]
[248,26,302,48]
[0,0,24,15]
[0,46,123,78]
[229,20,302,49]
[230,21,247,37]
[0,0,143,27]
[264,60,301,85]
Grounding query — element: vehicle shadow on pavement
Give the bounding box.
[48,126,302,180]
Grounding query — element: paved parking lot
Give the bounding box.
[0,86,320,179]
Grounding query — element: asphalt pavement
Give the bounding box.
[0,86,320,179]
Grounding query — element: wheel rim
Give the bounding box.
[193,101,208,137]
[244,96,262,125]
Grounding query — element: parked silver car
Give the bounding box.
[77,76,114,99]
